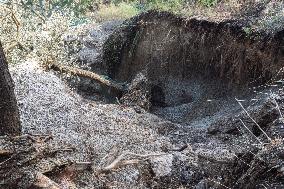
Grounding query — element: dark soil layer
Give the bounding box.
[104,11,284,86]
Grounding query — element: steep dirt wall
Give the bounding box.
[103,11,284,89]
[102,11,284,111]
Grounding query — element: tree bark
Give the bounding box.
[0,41,21,136]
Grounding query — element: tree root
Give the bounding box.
[49,62,126,92]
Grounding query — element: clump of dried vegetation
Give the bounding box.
[0,0,89,69]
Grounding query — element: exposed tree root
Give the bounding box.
[50,62,126,92]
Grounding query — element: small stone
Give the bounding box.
[194,179,208,189]
[150,154,173,177]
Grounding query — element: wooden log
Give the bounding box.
[50,63,126,92]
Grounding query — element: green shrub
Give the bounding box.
[104,0,186,13]
[132,0,184,12]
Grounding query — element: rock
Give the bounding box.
[120,71,151,110]
[78,48,100,65]
[63,20,123,72]
[150,154,173,177]
[194,179,208,189]
[100,20,124,32]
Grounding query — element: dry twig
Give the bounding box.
[96,152,167,174]
[273,97,284,121]
[239,119,263,144]
[236,98,272,142]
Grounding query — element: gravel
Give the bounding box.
[10,61,172,187]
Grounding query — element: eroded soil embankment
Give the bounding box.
[105,11,284,87]
[102,11,284,124]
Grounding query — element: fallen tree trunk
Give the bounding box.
[50,63,126,92]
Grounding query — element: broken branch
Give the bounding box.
[236,98,272,142]
[96,152,167,174]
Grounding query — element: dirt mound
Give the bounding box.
[10,61,175,188]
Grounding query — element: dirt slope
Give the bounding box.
[11,60,284,188]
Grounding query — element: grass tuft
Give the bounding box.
[96,2,139,22]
